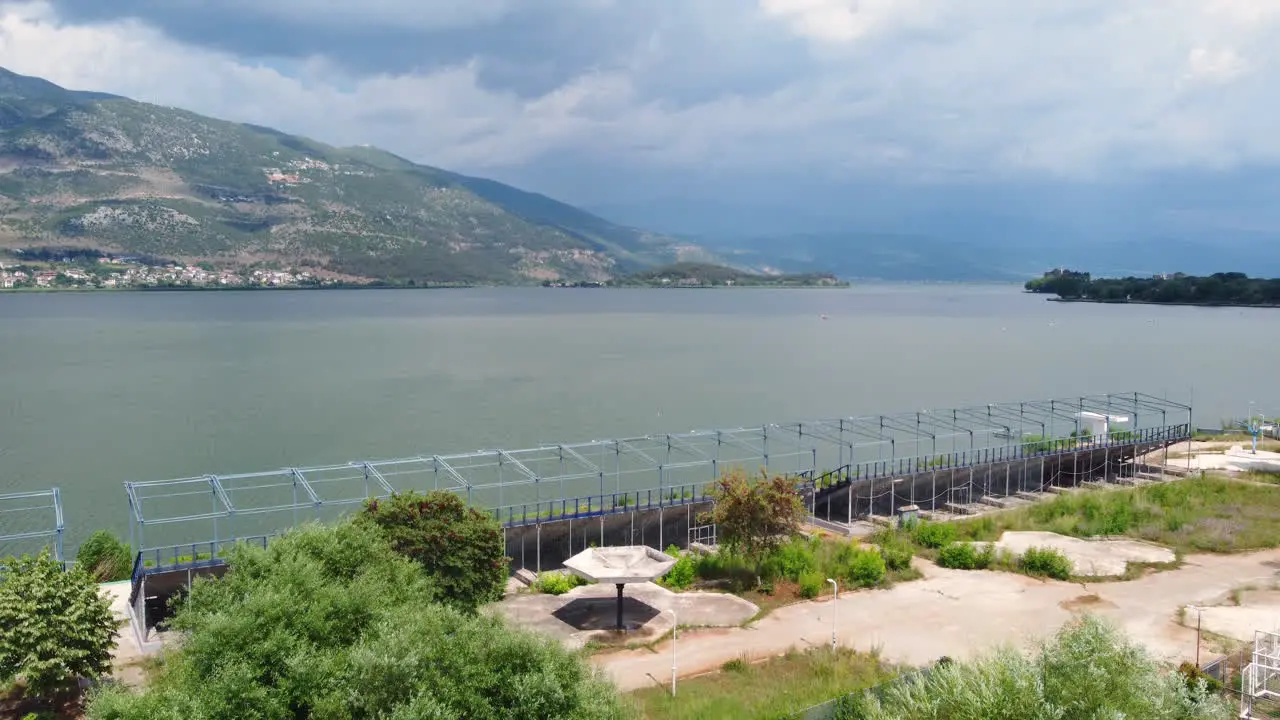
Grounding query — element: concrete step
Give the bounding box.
[1045,485,1082,495]
[867,515,894,528]
[919,509,962,523]
[1134,471,1167,482]
[981,495,1031,509]
[513,568,538,587]
[1016,490,1051,502]
[943,502,985,516]
[1081,480,1115,490]
[689,542,717,556]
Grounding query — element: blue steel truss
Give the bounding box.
[0,488,65,565]
[123,391,1191,554]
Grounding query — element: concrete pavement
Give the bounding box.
[593,550,1280,691]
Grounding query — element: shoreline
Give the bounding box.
[1043,296,1280,310]
[0,283,851,294]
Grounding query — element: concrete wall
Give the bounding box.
[813,443,1150,521]
[504,500,712,573]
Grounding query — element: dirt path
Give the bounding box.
[594,550,1280,692]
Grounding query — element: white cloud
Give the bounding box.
[758,0,934,43]
[1186,47,1248,82]
[1,0,1279,191]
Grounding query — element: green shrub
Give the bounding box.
[0,552,118,699]
[798,570,825,599]
[663,553,696,590]
[1020,547,1073,580]
[85,522,626,719]
[936,542,994,570]
[76,530,133,583]
[722,657,749,673]
[876,536,914,572]
[534,572,587,595]
[912,522,957,549]
[665,544,680,558]
[846,615,1231,719]
[843,548,887,588]
[362,491,507,612]
[695,551,756,592]
[770,538,818,581]
[1177,661,1224,694]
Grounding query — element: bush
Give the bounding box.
[535,572,588,595]
[912,522,957,549]
[769,538,819,581]
[842,548,887,588]
[936,542,994,570]
[362,491,508,612]
[0,552,119,701]
[85,522,626,719]
[663,553,696,590]
[798,570,825,599]
[76,530,133,583]
[695,551,757,592]
[876,536,914,572]
[845,615,1230,719]
[1020,547,1073,580]
[702,467,806,562]
[1178,661,1225,694]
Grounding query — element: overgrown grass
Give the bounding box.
[946,475,1280,554]
[532,571,588,595]
[868,476,1280,582]
[630,646,895,720]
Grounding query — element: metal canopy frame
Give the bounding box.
[0,488,65,565]
[122,392,1191,549]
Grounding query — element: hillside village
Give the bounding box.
[0,258,315,290]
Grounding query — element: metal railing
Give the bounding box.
[129,535,273,604]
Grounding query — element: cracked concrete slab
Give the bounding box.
[984,531,1177,577]
[591,551,1280,691]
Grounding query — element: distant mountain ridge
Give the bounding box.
[0,67,701,284]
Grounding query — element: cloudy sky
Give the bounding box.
[1,0,1279,224]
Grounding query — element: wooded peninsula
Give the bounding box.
[1026,269,1280,307]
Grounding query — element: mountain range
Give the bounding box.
[0,67,716,284]
[4,66,1276,285]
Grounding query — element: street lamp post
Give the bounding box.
[669,607,677,697]
[827,578,838,652]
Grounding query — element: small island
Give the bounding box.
[602,262,847,289]
[1026,269,1280,307]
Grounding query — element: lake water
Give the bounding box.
[1,285,1274,549]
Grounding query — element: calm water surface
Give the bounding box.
[1,285,1274,546]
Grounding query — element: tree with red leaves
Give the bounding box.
[700,467,806,564]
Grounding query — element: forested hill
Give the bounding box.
[1026,270,1280,306]
[0,67,703,285]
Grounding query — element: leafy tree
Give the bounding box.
[701,467,806,565]
[76,531,133,583]
[838,615,1230,719]
[361,490,508,612]
[86,522,627,720]
[1026,269,1280,307]
[0,552,119,702]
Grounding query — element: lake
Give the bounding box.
[0,285,1273,549]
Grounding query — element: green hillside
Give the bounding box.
[0,68,697,284]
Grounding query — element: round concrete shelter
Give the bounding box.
[563,546,677,631]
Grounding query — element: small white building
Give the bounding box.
[1076,411,1130,439]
